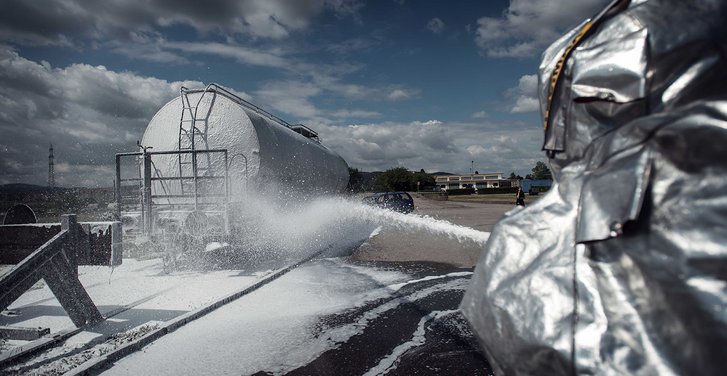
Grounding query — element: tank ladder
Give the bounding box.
[178,85,217,207]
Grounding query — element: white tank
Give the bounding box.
[140,85,349,201]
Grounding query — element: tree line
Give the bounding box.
[347,167,435,193]
[348,161,552,193]
[508,161,552,180]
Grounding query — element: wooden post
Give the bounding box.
[0,215,103,327]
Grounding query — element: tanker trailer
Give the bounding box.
[114,83,349,257]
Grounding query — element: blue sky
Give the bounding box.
[0,0,610,187]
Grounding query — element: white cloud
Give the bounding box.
[387,88,416,101]
[511,96,539,113]
[0,45,204,186]
[474,0,610,58]
[516,74,538,94]
[317,118,544,175]
[119,38,418,106]
[0,45,542,187]
[255,81,322,119]
[0,0,365,45]
[427,18,445,34]
[472,110,488,118]
[253,79,414,122]
[164,41,289,68]
[330,109,381,118]
[466,145,488,156]
[507,74,539,113]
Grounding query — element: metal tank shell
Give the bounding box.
[140,87,349,200]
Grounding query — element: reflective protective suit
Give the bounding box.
[460,0,727,374]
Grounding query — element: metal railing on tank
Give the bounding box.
[115,147,229,238]
[181,83,321,143]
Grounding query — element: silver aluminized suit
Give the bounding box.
[460,0,727,374]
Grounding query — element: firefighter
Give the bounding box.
[461,0,727,374]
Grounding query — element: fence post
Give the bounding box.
[142,152,153,236]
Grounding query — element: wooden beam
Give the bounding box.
[0,215,104,327]
[0,221,122,266]
[0,326,50,341]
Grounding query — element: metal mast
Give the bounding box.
[48,144,55,189]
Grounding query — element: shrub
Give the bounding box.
[476,187,519,195]
[446,188,475,196]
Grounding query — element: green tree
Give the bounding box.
[373,167,414,191]
[531,161,552,180]
[413,169,435,189]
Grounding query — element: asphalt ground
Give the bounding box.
[352,194,512,268]
[295,194,513,375]
[1,195,513,375]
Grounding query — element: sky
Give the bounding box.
[0,0,611,187]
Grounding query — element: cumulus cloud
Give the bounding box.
[0,0,363,45]
[474,0,610,57]
[317,118,544,175]
[511,96,539,113]
[427,18,445,34]
[255,80,322,119]
[508,74,539,113]
[387,88,417,101]
[0,45,207,186]
[330,109,381,118]
[109,35,417,107]
[0,46,544,186]
[164,41,289,68]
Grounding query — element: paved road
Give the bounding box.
[353,194,512,268]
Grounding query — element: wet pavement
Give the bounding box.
[105,195,510,375]
[353,195,511,268]
[282,261,492,376]
[1,195,512,375]
[301,196,512,375]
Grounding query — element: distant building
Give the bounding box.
[434,172,511,190]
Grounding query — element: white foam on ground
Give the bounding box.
[105,261,472,375]
[2,195,488,371]
[364,309,459,376]
[388,271,474,292]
